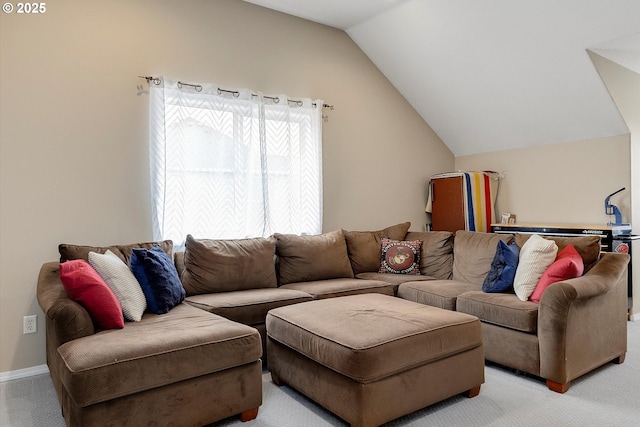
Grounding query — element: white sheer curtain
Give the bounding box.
[149,77,323,246]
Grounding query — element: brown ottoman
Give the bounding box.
[266,294,484,427]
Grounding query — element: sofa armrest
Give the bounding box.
[37,262,95,348]
[538,252,629,384]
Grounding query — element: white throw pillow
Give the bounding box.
[88,250,147,321]
[513,235,558,301]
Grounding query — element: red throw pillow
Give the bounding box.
[529,244,584,303]
[59,260,125,329]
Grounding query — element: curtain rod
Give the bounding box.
[139,76,334,110]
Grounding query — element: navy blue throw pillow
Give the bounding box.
[130,245,185,314]
[482,240,520,293]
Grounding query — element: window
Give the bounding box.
[149,78,323,246]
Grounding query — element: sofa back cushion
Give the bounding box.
[343,222,411,275]
[452,231,514,285]
[275,229,354,285]
[515,233,601,272]
[181,235,277,295]
[59,240,173,266]
[405,231,454,279]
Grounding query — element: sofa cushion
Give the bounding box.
[280,278,394,299]
[356,272,436,285]
[482,240,520,293]
[59,240,173,265]
[515,233,601,272]
[59,259,124,330]
[275,230,354,285]
[185,288,313,326]
[56,304,261,407]
[452,231,514,285]
[378,239,421,275]
[456,291,539,333]
[130,245,186,314]
[405,231,454,279]
[88,250,147,322]
[356,272,435,296]
[529,244,584,303]
[181,235,277,295]
[397,280,479,311]
[513,235,558,301]
[343,222,411,275]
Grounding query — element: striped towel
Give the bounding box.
[463,172,496,232]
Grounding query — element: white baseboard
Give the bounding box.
[630,312,640,322]
[0,364,49,383]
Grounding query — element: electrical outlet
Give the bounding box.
[23,315,37,334]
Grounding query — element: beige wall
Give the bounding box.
[0,0,451,373]
[588,51,640,318]
[455,135,631,225]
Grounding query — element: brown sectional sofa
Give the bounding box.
[37,222,630,426]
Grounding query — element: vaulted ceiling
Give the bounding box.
[244,0,639,156]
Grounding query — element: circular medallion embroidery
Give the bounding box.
[379,239,421,274]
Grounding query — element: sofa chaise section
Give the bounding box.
[38,261,263,426]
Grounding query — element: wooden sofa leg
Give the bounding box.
[546,379,570,393]
[613,353,626,364]
[463,385,481,398]
[239,407,259,422]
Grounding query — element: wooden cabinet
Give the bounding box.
[430,175,466,233]
[427,171,499,233]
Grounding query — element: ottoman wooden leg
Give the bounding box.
[463,385,481,398]
[546,380,570,393]
[239,407,259,422]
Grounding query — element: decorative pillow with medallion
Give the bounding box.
[379,238,421,275]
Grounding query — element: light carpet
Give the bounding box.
[2,321,639,427]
